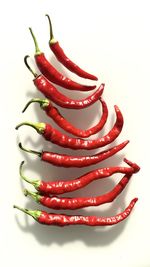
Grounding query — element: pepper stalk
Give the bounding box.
[29,27,41,55]
[15,122,46,134]
[18,142,41,157]
[45,14,57,44]
[24,189,41,203]
[22,98,50,113]
[13,205,41,221]
[19,161,40,189]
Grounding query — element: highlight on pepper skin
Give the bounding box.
[19,158,140,195]
[22,173,135,210]
[13,198,138,226]
[45,14,98,81]
[22,97,108,138]
[18,140,129,168]
[14,15,140,229]
[15,104,124,150]
[29,27,96,91]
[24,55,104,110]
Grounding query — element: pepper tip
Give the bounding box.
[134,197,138,203]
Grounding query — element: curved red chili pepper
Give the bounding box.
[46,14,98,81]
[16,105,123,150]
[29,28,96,91]
[13,198,138,226]
[18,140,129,168]
[22,97,108,138]
[24,173,135,209]
[20,158,140,194]
[24,56,104,109]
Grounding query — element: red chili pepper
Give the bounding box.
[24,55,104,109]
[13,198,138,226]
[29,28,96,91]
[18,140,129,168]
[20,158,140,194]
[16,105,123,150]
[24,173,137,210]
[45,14,98,81]
[22,97,108,138]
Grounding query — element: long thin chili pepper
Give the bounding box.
[18,140,129,168]
[13,198,138,226]
[20,158,140,194]
[24,173,135,210]
[46,14,98,81]
[22,97,108,138]
[24,55,104,109]
[29,28,96,91]
[16,105,123,150]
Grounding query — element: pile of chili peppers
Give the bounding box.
[14,15,140,227]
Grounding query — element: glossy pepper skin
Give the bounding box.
[29,28,96,91]
[46,14,98,81]
[22,97,108,138]
[24,55,104,109]
[20,158,140,195]
[34,74,104,109]
[24,173,138,210]
[13,198,138,226]
[19,140,129,168]
[16,105,123,150]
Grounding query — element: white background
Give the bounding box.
[0,0,149,266]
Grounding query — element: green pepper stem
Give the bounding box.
[45,14,56,44]
[19,161,40,188]
[24,55,38,78]
[22,98,50,113]
[18,142,42,157]
[13,205,41,221]
[15,122,46,134]
[24,189,41,203]
[29,27,41,55]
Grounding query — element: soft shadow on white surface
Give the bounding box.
[15,132,131,247]
[14,189,129,247]
[16,130,126,191]
[15,54,132,246]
